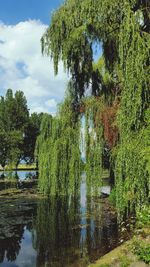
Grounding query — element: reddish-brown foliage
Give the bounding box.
[101,101,119,148]
[79,103,85,114]
[79,97,119,148]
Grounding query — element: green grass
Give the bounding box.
[97,264,110,267]
[132,239,150,264]
[119,255,131,267]
[0,163,37,171]
[136,205,150,228]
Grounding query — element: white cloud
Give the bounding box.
[0,20,68,114]
[45,98,57,108]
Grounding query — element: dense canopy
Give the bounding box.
[37,0,150,217]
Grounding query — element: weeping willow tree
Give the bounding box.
[41,0,122,99]
[33,196,81,267]
[114,2,150,217]
[36,83,104,196]
[41,0,150,215]
[36,83,82,196]
[83,97,104,195]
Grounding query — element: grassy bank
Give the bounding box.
[0,163,37,171]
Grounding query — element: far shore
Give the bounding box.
[0,163,38,171]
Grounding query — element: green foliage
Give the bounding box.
[8,130,24,168]
[0,129,10,168]
[37,85,104,196]
[132,240,150,264]
[136,205,150,228]
[42,0,150,215]
[93,57,116,104]
[36,84,82,196]
[0,89,29,168]
[3,89,29,131]
[0,89,43,168]
[41,0,122,98]
[114,130,150,217]
[109,188,116,206]
[98,264,110,267]
[119,255,131,267]
[84,97,104,195]
[0,128,23,168]
[23,112,44,163]
[114,1,150,217]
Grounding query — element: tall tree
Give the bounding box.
[0,89,44,168]
[8,130,24,168]
[14,90,29,130]
[1,89,29,131]
[41,0,150,216]
[23,112,44,163]
[0,128,9,169]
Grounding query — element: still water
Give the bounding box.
[0,170,37,181]
[0,171,120,267]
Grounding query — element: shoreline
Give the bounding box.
[0,164,38,172]
[0,168,38,171]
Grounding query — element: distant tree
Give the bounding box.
[23,112,44,163]
[14,90,29,130]
[0,129,24,169]
[0,129,9,169]
[4,89,16,131]
[0,89,44,168]
[0,97,6,130]
[4,89,29,131]
[8,130,24,169]
[0,89,29,168]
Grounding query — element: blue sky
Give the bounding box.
[0,0,63,25]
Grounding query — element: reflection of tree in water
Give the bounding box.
[34,187,119,267]
[0,201,36,263]
[0,225,24,263]
[34,196,81,267]
[85,196,119,262]
[78,181,119,262]
[0,185,119,266]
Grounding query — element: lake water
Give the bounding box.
[0,171,121,267]
[0,170,37,181]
